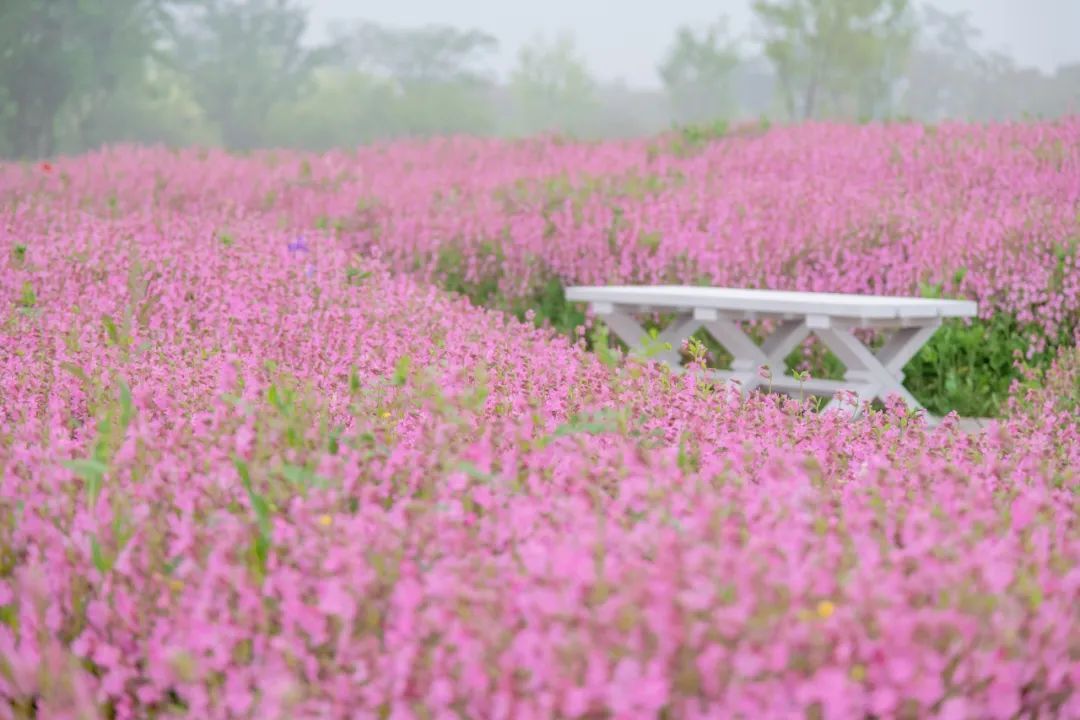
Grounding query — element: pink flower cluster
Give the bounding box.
[1,124,1078,719]
[5,120,1077,342]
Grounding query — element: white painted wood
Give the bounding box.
[875,322,941,381]
[566,284,978,419]
[565,285,978,320]
[813,326,923,417]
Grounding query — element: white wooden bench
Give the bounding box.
[565,285,978,417]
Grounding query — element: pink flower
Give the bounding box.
[317,579,356,621]
[871,686,899,716]
[938,697,969,720]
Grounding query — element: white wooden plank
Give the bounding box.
[565,285,977,320]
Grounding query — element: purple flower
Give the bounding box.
[287,236,309,255]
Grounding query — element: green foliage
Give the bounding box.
[16,281,36,309]
[508,31,599,138]
[63,459,109,508]
[172,0,339,151]
[62,61,218,152]
[392,355,413,387]
[752,0,916,120]
[1013,346,1080,418]
[512,276,586,333]
[435,244,502,306]
[589,323,621,368]
[659,19,740,125]
[664,119,731,156]
[60,379,135,511]
[552,412,619,438]
[0,0,182,158]
[903,314,1067,418]
[343,22,498,87]
[234,456,272,580]
[264,67,496,148]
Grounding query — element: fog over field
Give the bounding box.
[306,0,1080,87]
[1,1,1077,157]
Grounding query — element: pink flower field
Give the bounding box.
[1,121,1079,719]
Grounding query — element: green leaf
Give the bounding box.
[102,314,120,345]
[90,535,113,574]
[59,362,89,384]
[17,282,36,309]
[235,456,272,538]
[346,267,372,285]
[457,461,495,482]
[249,492,272,538]
[233,456,252,489]
[553,420,614,437]
[392,355,412,386]
[280,463,328,489]
[252,533,270,572]
[944,371,959,395]
[64,459,108,506]
[266,383,280,409]
[118,381,133,429]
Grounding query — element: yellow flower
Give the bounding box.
[381,411,391,418]
[850,664,867,682]
[318,514,333,527]
[816,600,836,619]
[169,578,184,592]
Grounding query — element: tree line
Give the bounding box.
[1,0,1077,158]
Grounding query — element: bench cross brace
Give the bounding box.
[592,304,940,418]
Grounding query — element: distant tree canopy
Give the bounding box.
[0,0,185,158]
[508,32,598,138]
[752,0,916,120]
[326,22,500,138]
[659,19,741,125]
[171,0,338,150]
[342,22,499,87]
[0,0,1075,158]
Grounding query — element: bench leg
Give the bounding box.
[759,319,812,374]
[595,307,937,421]
[813,325,930,417]
[874,323,941,382]
[699,317,809,394]
[595,310,701,367]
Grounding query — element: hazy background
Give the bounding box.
[308,0,1080,87]
[1,0,1077,159]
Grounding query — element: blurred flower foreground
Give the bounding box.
[1,121,1079,719]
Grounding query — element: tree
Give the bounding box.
[263,68,399,149]
[342,22,498,86]
[172,0,337,150]
[1048,63,1080,117]
[508,31,598,137]
[0,0,183,158]
[331,21,499,138]
[899,5,1077,122]
[898,5,984,120]
[658,19,741,125]
[752,0,916,120]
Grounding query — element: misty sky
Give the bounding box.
[308,0,1078,88]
